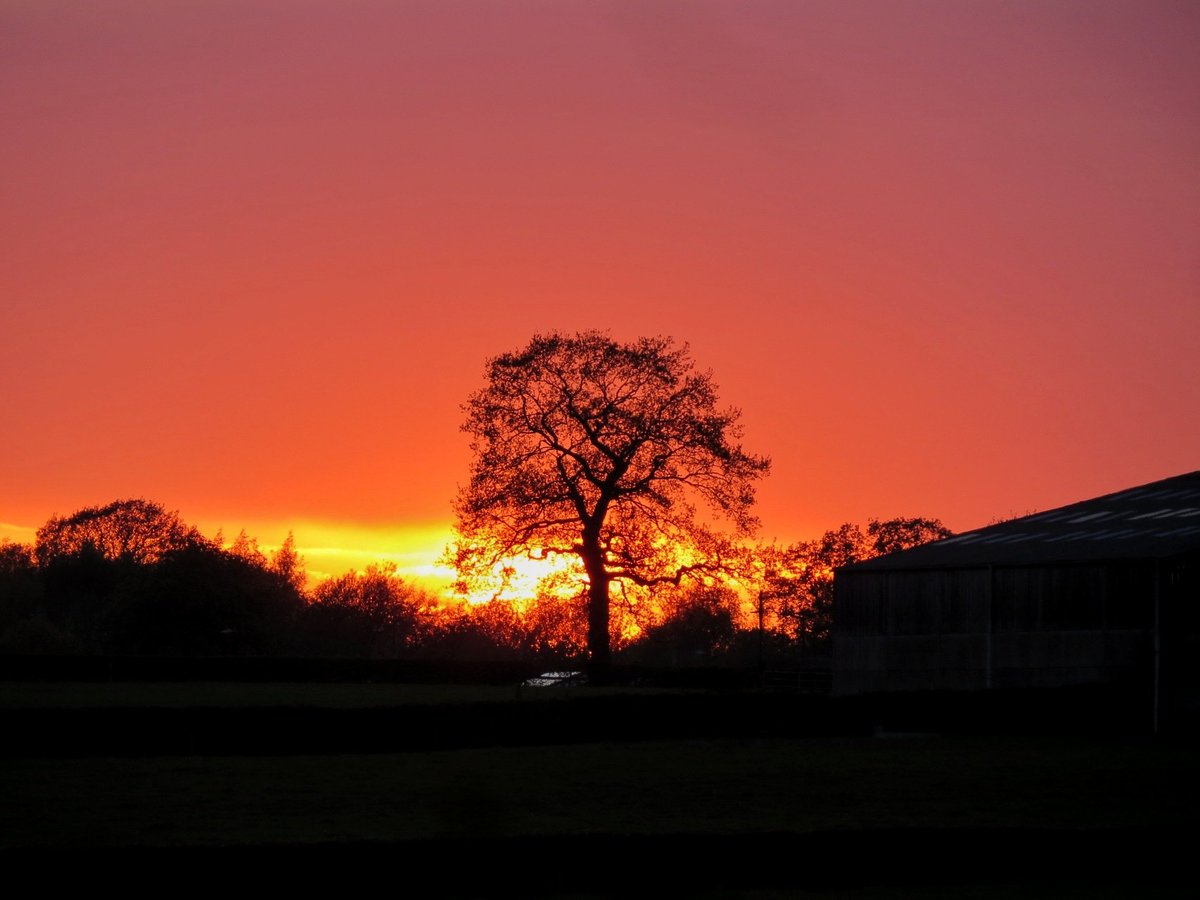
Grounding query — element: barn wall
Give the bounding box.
[832,563,1156,695]
[1162,552,1200,718]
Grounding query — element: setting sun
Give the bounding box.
[450,550,583,607]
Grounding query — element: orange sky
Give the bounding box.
[3,1,1198,586]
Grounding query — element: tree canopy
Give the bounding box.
[753,516,953,648]
[447,331,770,673]
[35,498,204,566]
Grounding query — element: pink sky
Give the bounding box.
[3,1,1198,581]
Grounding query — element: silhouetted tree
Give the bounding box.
[38,540,128,650]
[304,563,434,657]
[0,540,62,654]
[448,332,769,678]
[754,517,951,649]
[520,589,588,661]
[35,499,205,567]
[16,501,321,655]
[795,523,870,646]
[0,540,35,575]
[867,516,953,557]
[106,542,305,655]
[623,582,740,666]
[451,589,589,663]
[417,602,525,662]
[29,500,209,651]
[271,531,307,593]
[226,529,268,567]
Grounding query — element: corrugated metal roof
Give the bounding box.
[842,471,1200,571]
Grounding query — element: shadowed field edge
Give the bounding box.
[0,828,1182,890]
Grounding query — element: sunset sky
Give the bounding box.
[3,1,1198,585]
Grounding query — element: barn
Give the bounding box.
[832,471,1200,720]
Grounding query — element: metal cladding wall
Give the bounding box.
[832,562,1158,695]
[832,473,1200,704]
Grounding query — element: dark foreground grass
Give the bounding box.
[4,697,1196,898]
[0,680,616,709]
[3,735,1196,848]
[4,738,1196,897]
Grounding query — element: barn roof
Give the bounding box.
[843,470,1200,571]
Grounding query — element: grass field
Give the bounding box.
[4,732,1196,847]
[2,681,1195,896]
[0,679,610,709]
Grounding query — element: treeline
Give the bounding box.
[0,499,950,665]
[1,499,436,659]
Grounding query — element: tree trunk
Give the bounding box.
[581,534,611,684]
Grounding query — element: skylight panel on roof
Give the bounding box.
[1130,508,1175,520]
[1042,530,1094,542]
[1022,511,1058,522]
[1158,489,1200,501]
[1169,525,1200,537]
[1035,511,1077,523]
[1156,525,1197,537]
[1068,510,1114,523]
[1137,508,1200,520]
[1104,529,1141,541]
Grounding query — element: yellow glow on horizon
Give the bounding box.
[198,519,460,590]
[0,522,37,544]
[4,513,589,601]
[455,550,582,606]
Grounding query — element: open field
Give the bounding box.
[0,679,610,709]
[2,680,1195,894]
[4,735,1197,848]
